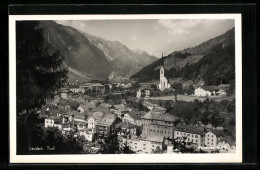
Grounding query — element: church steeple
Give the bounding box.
[161,52,164,67]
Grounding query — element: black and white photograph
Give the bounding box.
[9,14,242,163]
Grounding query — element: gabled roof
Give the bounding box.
[89,111,104,120]
[207,129,224,137]
[115,122,136,129]
[219,135,235,146]
[141,135,165,143]
[141,110,178,122]
[127,110,146,120]
[79,103,96,111]
[198,86,220,92]
[94,105,111,114]
[174,124,205,135]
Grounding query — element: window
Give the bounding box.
[192,135,193,137]
[211,143,213,145]
[157,130,159,133]
[135,146,137,148]
[177,132,179,135]
[143,144,146,146]
[135,143,137,145]
[207,142,209,144]
[195,135,198,138]
[165,131,167,134]
[187,134,190,137]
[152,145,154,147]
[212,135,213,137]
[143,148,146,150]
[195,140,197,142]
[212,139,213,141]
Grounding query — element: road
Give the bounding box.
[147,94,234,102]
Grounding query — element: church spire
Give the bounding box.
[161,52,164,67]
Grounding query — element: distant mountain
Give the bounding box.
[131,28,235,86]
[39,21,157,81]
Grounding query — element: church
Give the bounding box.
[158,53,171,91]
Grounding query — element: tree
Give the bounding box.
[170,137,195,153]
[99,128,135,154]
[16,21,68,154]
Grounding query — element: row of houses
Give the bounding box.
[118,107,235,154]
[194,85,229,97]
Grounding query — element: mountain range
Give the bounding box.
[131,28,235,86]
[39,21,157,81]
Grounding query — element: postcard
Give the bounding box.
[9,14,242,163]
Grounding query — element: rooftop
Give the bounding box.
[141,110,178,122]
[174,124,205,135]
[115,122,136,129]
[127,110,146,120]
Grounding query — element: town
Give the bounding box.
[37,62,236,154]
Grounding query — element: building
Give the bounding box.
[194,86,226,97]
[69,85,81,93]
[87,111,104,129]
[109,104,129,119]
[95,114,116,137]
[204,129,224,148]
[158,53,171,91]
[60,89,69,99]
[79,128,96,142]
[77,103,96,113]
[136,89,150,98]
[217,136,236,153]
[121,135,164,154]
[115,121,137,136]
[44,116,63,130]
[173,124,204,147]
[122,110,146,126]
[141,108,179,139]
[80,83,105,94]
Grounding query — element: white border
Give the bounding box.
[9,14,242,163]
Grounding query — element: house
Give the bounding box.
[217,135,236,152]
[80,83,105,94]
[79,128,96,142]
[194,86,218,97]
[115,121,137,136]
[69,85,81,93]
[122,110,146,126]
[74,121,87,130]
[77,103,96,113]
[122,135,164,154]
[204,129,224,148]
[109,104,129,119]
[136,88,150,98]
[44,116,63,130]
[87,111,104,129]
[173,124,205,147]
[95,114,116,137]
[141,109,179,140]
[60,89,69,99]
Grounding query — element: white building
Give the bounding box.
[204,130,224,148]
[173,124,204,147]
[194,86,218,97]
[121,135,164,154]
[158,54,171,91]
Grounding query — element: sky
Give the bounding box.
[55,19,234,58]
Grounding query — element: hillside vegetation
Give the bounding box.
[131,28,235,86]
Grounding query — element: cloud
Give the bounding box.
[130,36,137,41]
[157,19,225,36]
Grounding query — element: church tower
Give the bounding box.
[160,52,164,79]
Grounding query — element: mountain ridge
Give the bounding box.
[131,27,235,86]
[39,20,157,81]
